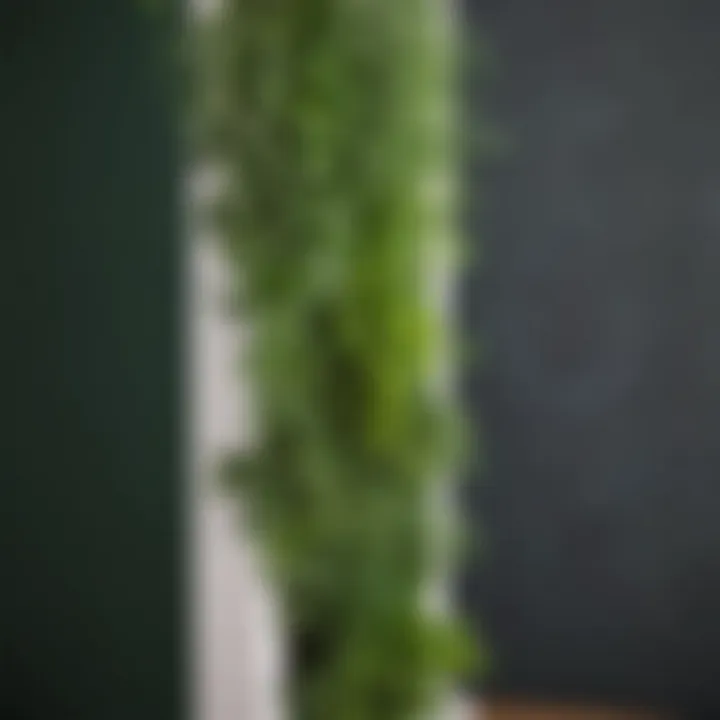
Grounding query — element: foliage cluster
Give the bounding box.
[193,1,478,717]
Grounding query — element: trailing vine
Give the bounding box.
[192,0,480,717]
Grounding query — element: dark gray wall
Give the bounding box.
[462,1,720,715]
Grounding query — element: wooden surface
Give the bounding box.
[482,700,671,720]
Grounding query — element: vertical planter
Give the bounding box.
[192,0,476,717]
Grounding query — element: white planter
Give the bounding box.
[191,168,286,720]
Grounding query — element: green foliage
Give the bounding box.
[194,0,482,717]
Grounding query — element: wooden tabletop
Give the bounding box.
[482,700,671,720]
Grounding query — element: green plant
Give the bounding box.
[193,0,479,717]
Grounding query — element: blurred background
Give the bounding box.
[5,1,720,719]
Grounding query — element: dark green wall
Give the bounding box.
[463,1,720,716]
[2,3,179,718]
